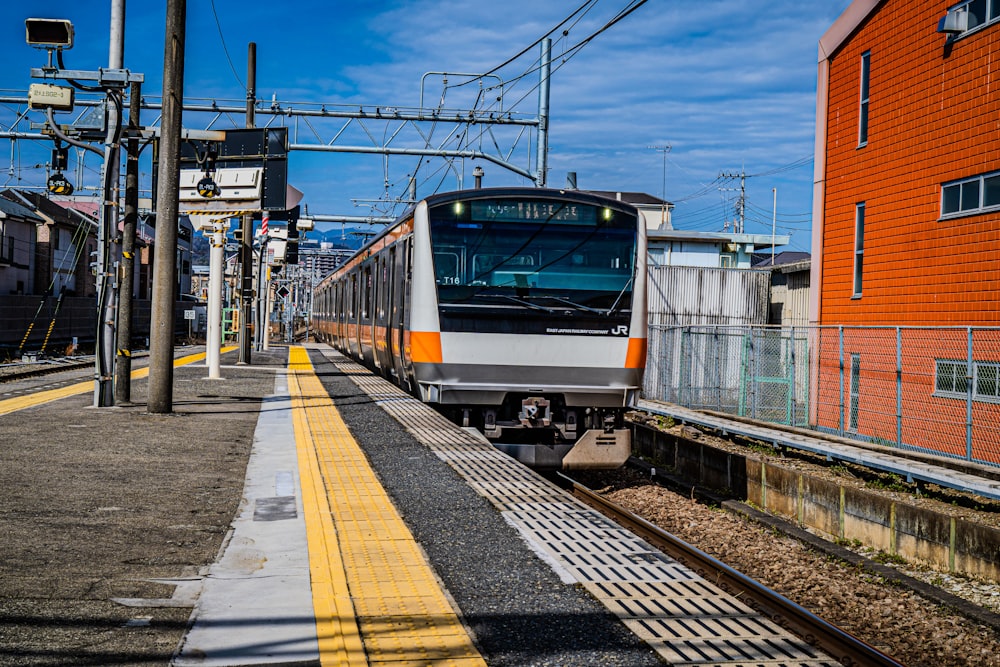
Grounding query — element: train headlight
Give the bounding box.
[453,202,464,216]
[602,207,613,221]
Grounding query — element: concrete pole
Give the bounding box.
[771,188,777,264]
[238,42,256,364]
[94,0,127,406]
[536,37,551,188]
[262,268,271,351]
[148,0,186,413]
[206,221,224,378]
[114,80,141,403]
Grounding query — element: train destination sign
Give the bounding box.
[472,199,593,224]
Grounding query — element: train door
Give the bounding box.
[399,238,414,391]
[334,283,343,348]
[388,245,402,382]
[373,254,388,373]
[349,272,360,359]
[360,263,373,365]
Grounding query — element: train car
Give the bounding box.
[312,187,647,469]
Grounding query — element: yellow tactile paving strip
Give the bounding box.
[0,348,231,416]
[287,346,486,667]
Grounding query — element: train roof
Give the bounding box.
[415,186,641,214]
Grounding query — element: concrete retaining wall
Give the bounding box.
[632,423,1000,581]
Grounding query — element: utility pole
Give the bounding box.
[238,42,256,364]
[536,38,551,187]
[771,187,777,264]
[94,0,126,406]
[114,79,141,403]
[148,0,186,413]
[719,169,746,234]
[648,144,670,227]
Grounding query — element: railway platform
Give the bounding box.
[1,343,847,666]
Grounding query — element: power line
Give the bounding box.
[210,0,245,90]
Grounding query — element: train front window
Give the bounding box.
[429,198,637,314]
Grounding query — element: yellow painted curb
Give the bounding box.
[0,347,236,416]
[287,346,485,667]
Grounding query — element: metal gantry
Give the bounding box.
[0,35,553,409]
[0,70,549,215]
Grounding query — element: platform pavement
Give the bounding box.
[171,367,318,666]
[1,344,662,667]
[0,346,299,666]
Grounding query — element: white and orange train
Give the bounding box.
[311,187,647,469]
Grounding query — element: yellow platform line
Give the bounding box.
[0,347,236,416]
[288,346,486,667]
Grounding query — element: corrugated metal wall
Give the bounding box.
[782,269,811,327]
[646,265,771,326]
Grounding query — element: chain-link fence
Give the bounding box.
[645,324,1000,467]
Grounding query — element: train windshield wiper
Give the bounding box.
[606,277,633,316]
[542,296,604,315]
[480,293,559,313]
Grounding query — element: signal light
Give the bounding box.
[285,205,300,265]
[25,18,74,49]
[51,146,68,171]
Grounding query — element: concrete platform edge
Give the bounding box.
[171,369,319,667]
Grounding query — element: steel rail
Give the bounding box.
[557,473,907,667]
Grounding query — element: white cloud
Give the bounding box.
[0,0,852,250]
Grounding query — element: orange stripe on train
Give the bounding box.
[625,338,647,369]
[410,331,443,364]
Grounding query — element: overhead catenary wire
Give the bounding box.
[209,0,245,90]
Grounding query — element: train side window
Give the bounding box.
[363,266,372,319]
[349,274,357,318]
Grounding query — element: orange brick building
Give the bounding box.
[810,0,1000,462]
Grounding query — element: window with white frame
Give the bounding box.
[853,203,865,297]
[849,353,861,432]
[858,51,870,146]
[941,171,1000,217]
[946,0,1000,37]
[934,359,1000,401]
[977,362,1000,400]
[936,360,968,396]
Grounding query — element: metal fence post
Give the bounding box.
[680,327,689,407]
[967,327,974,461]
[789,327,797,426]
[714,329,722,412]
[838,325,845,437]
[896,327,902,447]
[749,328,758,420]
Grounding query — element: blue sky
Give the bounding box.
[0,1,853,251]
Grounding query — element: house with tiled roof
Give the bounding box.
[0,196,43,295]
[2,189,97,298]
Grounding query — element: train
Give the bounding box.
[311,187,647,469]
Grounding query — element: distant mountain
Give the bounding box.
[312,226,378,250]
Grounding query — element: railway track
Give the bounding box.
[555,472,906,667]
[0,358,94,383]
